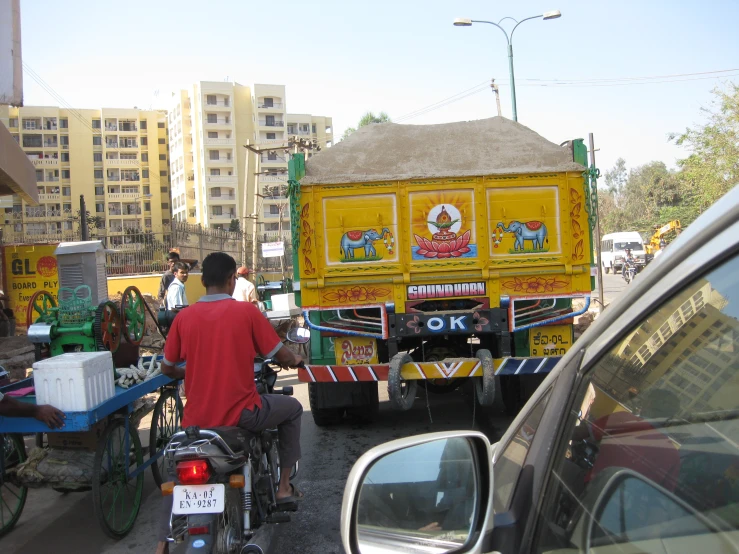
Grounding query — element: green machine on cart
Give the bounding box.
[26,241,147,357]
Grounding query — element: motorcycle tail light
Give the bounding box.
[188,524,210,536]
[177,460,212,485]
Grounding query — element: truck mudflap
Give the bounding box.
[298,356,561,383]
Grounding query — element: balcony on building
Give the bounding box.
[206,173,237,185]
[204,131,234,146]
[43,136,59,148]
[109,220,123,233]
[22,118,42,131]
[261,152,287,165]
[204,114,232,127]
[28,152,59,166]
[43,117,58,131]
[122,202,142,215]
[105,119,118,132]
[287,123,311,136]
[106,152,139,166]
[106,136,119,148]
[208,187,237,202]
[121,169,140,182]
[261,184,287,199]
[38,185,61,202]
[259,116,284,128]
[257,97,284,111]
[22,134,43,148]
[204,94,232,111]
[107,169,121,182]
[210,207,237,220]
[207,150,234,165]
[108,202,122,216]
[118,120,138,133]
[259,174,287,183]
[36,169,60,183]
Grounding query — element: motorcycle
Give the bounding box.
[164,328,310,554]
[622,258,638,284]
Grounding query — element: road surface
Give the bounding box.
[592,271,629,307]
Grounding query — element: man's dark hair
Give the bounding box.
[202,252,237,287]
[172,261,189,273]
[167,252,180,262]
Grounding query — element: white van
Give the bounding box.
[601,231,647,273]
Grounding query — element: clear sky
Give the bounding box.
[18,0,739,174]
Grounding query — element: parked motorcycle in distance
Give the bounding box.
[163,329,310,554]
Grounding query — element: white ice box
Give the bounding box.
[33,351,115,412]
[272,293,297,312]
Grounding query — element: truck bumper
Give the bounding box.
[298,356,561,383]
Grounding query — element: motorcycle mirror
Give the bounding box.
[286,327,311,344]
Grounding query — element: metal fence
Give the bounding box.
[0,215,294,277]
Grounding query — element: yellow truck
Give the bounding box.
[287,117,595,425]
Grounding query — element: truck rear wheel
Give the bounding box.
[474,349,496,406]
[388,353,417,411]
[346,382,380,423]
[308,383,344,426]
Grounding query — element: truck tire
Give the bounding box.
[604,263,611,274]
[308,383,344,426]
[387,353,417,411]
[346,382,380,423]
[474,349,495,406]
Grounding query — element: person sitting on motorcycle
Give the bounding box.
[156,252,304,554]
[622,248,635,278]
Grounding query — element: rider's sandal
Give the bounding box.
[276,483,305,504]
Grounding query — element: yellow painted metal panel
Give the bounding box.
[333,337,379,365]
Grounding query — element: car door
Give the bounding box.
[523,241,739,553]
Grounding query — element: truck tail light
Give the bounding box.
[176,460,212,485]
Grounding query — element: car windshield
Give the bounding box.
[615,241,642,250]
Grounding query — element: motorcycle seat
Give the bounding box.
[206,426,258,454]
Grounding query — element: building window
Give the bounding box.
[212,206,223,216]
[142,169,149,178]
[95,186,104,195]
[92,119,101,129]
[159,154,167,160]
[157,138,165,144]
[62,170,70,179]
[158,122,165,128]
[312,124,316,134]
[93,152,103,162]
[207,114,217,123]
[266,133,276,140]
[160,170,167,177]
[142,153,148,162]
[161,186,168,193]
[144,202,151,212]
[210,168,221,176]
[270,204,279,214]
[94,169,104,179]
[161,202,169,209]
[208,131,218,138]
[61,152,70,162]
[140,120,147,130]
[93,136,102,146]
[95,203,104,213]
[143,186,150,194]
[62,186,70,196]
[263,97,274,108]
[9,118,18,128]
[209,151,220,161]
[60,135,69,146]
[206,95,217,105]
[141,137,148,146]
[60,118,68,129]
[211,187,221,197]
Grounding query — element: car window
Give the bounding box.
[494,388,552,513]
[536,253,739,553]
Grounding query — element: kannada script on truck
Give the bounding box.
[287,117,596,425]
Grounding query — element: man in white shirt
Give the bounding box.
[165,262,189,310]
[232,266,259,305]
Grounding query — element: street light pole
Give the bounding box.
[454,11,561,122]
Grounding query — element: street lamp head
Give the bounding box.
[542,10,562,20]
[453,17,473,26]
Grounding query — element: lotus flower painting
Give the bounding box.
[412,201,477,260]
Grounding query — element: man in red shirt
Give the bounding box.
[156,252,303,554]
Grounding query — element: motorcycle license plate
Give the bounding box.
[172,484,225,515]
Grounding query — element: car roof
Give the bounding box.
[601,232,643,239]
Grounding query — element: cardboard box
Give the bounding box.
[47,420,106,451]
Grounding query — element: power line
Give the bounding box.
[394,80,489,121]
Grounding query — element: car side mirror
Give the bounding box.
[286,327,311,344]
[341,431,493,554]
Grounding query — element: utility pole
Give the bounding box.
[241,139,251,267]
[589,133,605,312]
[79,194,90,241]
[491,78,502,117]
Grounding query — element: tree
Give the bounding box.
[341,111,391,141]
[229,219,241,233]
[672,83,739,217]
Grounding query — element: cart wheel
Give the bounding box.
[26,290,56,327]
[92,418,144,539]
[121,286,146,345]
[0,434,28,537]
[94,301,122,353]
[150,388,183,487]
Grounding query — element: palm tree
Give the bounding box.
[341,111,391,141]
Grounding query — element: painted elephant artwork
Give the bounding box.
[496,221,549,252]
[340,227,391,261]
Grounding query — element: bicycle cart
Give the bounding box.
[0,364,182,539]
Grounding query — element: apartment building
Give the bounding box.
[0,105,171,245]
[167,81,333,238]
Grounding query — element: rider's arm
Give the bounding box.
[162,316,186,380]
[249,304,303,368]
[273,344,303,369]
